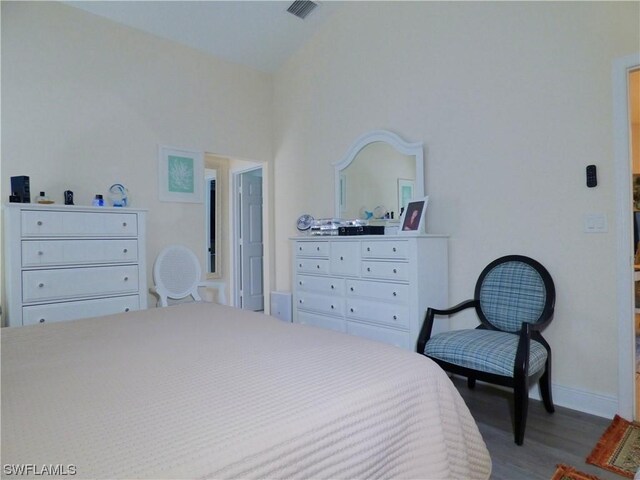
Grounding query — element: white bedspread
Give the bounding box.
[1,303,491,479]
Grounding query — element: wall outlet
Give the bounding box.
[584,213,608,233]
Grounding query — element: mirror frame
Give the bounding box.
[333,130,424,218]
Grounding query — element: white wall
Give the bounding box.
[1,2,273,308]
[273,2,640,402]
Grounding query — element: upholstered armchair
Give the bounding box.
[416,255,556,445]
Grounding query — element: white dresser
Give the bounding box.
[291,235,448,351]
[3,203,148,327]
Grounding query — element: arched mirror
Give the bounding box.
[334,130,424,220]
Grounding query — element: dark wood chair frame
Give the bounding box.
[416,255,556,445]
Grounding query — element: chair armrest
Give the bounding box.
[416,299,477,354]
[197,280,226,305]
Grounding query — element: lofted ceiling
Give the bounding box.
[63,1,344,73]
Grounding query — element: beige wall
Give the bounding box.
[273,2,640,399]
[1,2,273,308]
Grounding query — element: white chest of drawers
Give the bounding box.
[3,204,148,327]
[291,235,448,350]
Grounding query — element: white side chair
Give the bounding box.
[150,244,226,307]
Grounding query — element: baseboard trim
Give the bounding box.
[529,383,618,419]
[454,375,618,419]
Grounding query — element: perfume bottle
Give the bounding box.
[36,191,51,204]
[92,194,104,207]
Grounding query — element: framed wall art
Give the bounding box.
[158,145,204,203]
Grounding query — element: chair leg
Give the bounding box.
[539,361,555,413]
[514,377,528,445]
[467,377,476,389]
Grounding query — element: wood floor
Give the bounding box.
[451,376,625,480]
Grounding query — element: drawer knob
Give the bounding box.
[299,246,302,251]
[37,221,43,226]
[350,287,354,292]
[350,308,354,313]
[340,256,344,261]
[122,222,127,227]
[125,308,130,312]
[367,247,371,252]
[123,248,128,253]
[299,281,303,286]
[299,299,303,304]
[37,251,43,256]
[393,291,397,297]
[316,246,320,251]
[39,318,45,323]
[393,268,397,274]
[367,267,371,272]
[330,305,334,309]
[299,264,303,268]
[316,265,320,269]
[38,283,44,288]
[124,276,129,281]
[393,315,397,320]
[331,284,335,289]
[393,247,397,252]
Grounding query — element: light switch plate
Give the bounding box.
[584,213,608,233]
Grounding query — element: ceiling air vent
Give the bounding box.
[287,0,318,20]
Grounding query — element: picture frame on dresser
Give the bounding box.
[158,145,204,203]
[399,196,428,235]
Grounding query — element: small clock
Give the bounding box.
[296,214,314,231]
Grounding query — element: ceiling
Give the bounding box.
[64,1,343,73]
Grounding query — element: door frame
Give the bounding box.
[614,52,640,420]
[232,165,264,308]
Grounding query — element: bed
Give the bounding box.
[1,302,491,479]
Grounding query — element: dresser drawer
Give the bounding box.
[296,291,344,316]
[346,298,410,329]
[297,311,346,333]
[295,258,330,275]
[22,239,138,267]
[361,261,409,281]
[21,210,137,237]
[330,242,360,276]
[22,265,139,303]
[361,240,408,259]
[346,279,410,303]
[295,241,329,257]
[22,295,140,325]
[296,275,344,295]
[347,321,412,350]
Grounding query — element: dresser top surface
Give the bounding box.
[4,203,147,213]
[290,234,448,241]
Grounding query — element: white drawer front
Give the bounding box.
[362,240,408,259]
[22,295,140,325]
[330,242,360,276]
[296,275,344,295]
[347,321,412,350]
[346,279,410,304]
[295,241,329,257]
[297,311,346,333]
[22,211,138,237]
[295,258,330,275]
[361,261,409,281]
[297,291,344,316]
[346,298,410,329]
[22,265,139,303]
[22,239,138,267]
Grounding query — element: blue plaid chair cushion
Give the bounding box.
[424,329,548,377]
[479,261,547,332]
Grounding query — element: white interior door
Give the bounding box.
[239,170,264,311]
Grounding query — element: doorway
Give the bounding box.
[233,167,264,311]
[614,53,640,421]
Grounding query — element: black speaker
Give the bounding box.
[10,176,30,203]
